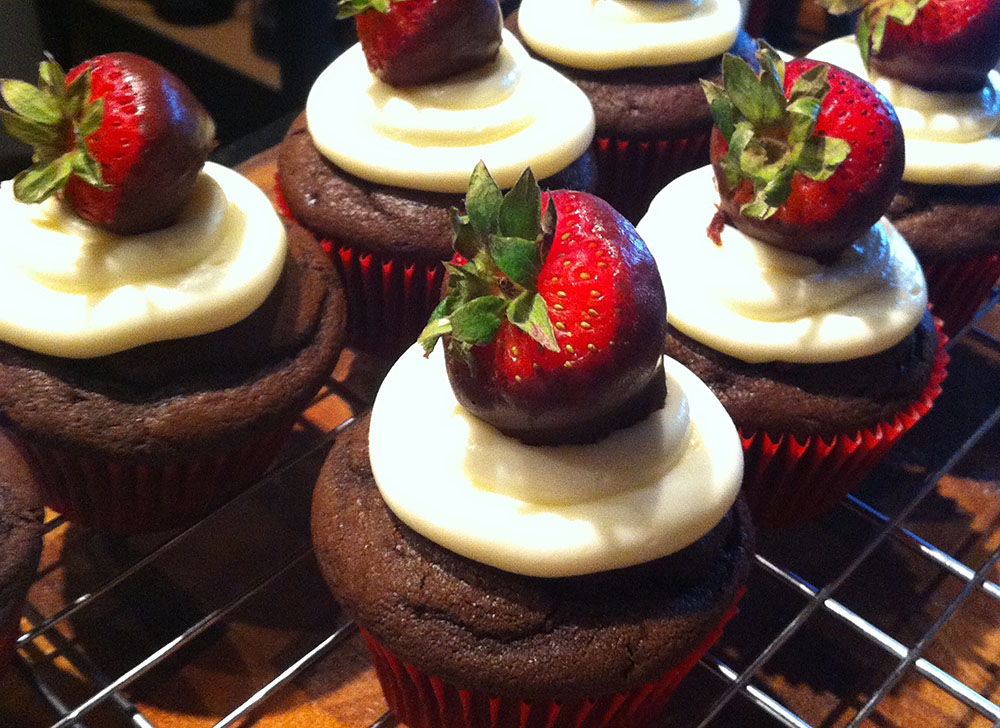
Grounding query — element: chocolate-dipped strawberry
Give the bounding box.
[0,53,215,234]
[701,43,905,259]
[419,163,667,445]
[338,0,503,87]
[820,0,1000,92]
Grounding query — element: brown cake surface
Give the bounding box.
[0,434,43,635]
[506,15,755,139]
[888,182,1000,263]
[277,113,596,259]
[0,221,347,459]
[311,415,752,700]
[666,310,939,438]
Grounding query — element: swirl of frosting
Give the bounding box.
[809,37,1000,186]
[368,345,743,578]
[637,166,927,364]
[306,30,594,193]
[0,162,286,358]
[517,0,741,70]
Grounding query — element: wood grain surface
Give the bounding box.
[1,148,998,728]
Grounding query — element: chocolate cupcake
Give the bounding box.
[638,48,947,527]
[0,434,43,674]
[810,18,1000,336]
[508,0,754,222]
[312,164,752,728]
[0,55,346,533]
[277,0,596,357]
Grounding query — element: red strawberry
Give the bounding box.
[339,0,503,87]
[819,0,1000,91]
[0,53,215,234]
[419,163,668,445]
[701,44,904,259]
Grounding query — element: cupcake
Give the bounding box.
[810,0,1000,335]
[0,54,346,533]
[0,435,43,675]
[507,0,755,223]
[277,0,596,357]
[312,164,753,728]
[637,45,948,527]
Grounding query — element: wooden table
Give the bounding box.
[2,148,999,728]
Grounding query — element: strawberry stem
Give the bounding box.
[817,0,930,68]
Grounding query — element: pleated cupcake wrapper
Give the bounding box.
[923,253,1000,337]
[3,420,295,534]
[361,590,744,728]
[739,321,949,528]
[275,174,445,358]
[593,133,710,224]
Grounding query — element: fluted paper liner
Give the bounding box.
[740,321,949,528]
[361,591,743,728]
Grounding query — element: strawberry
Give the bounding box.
[0,53,215,234]
[819,0,1000,91]
[701,43,904,259]
[418,163,668,445]
[338,0,502,87]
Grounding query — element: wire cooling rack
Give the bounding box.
[3,143,1000,728]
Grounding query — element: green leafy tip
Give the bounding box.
[702,42,850,221]
[418,161,559,365]
[816,0,929,69]
[1,55,108,205]
[335,0,410,19]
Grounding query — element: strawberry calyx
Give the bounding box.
[418,161,559,369]
[701,42,851,222]
[818,0,930,67]
[0,55,107,205]
[336,0,409,19]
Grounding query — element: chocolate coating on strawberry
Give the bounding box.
[703,45,904,259]
[419,164,668,445]
[1,53,215,235]
[820,0,1000,92]
[342,0,503,87]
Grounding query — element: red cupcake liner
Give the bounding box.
[361,590,744,728]
[275,175,446,357]
[922,253,1000,337]
[3,419,295,534]
[739,321,950,528]
[593,133,711,224]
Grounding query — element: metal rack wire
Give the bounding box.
[7,292,1000,728]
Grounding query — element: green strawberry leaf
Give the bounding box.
[466,161,502,238]
[336,0,400,19]
[722,53,770,125]
[450,208,480,260]
[507,290,559,352]
[857,10,873,67]
[702,79,737,141]
[0,109,61,150]
[797,135,850,181]
[76,96,103,140]
[449,296,508,346]
[819,0,865,12]
[498,167,541,241]
[0,79,62,124]
[13,152,74,203]
[722,122,755,187]
[756,49,786,124]
[417,297,456,354]
[38,55,66,98]
[70,147,106,189]
[490,235,540,290]
[788,64,828,104]
[64,67,92,119]
[740,195,773,220]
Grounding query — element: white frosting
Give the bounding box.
[368,345,744,578]
[637,165,928,364]
[306,31,595,193]
[517,0,742,70]
[809,36,1000,186]
[0,162,287,358]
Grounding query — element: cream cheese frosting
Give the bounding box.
[637,165,927,364]
[0,162,286,358]
[517,0,742,70]
[368,345,743,578]
[809,36,1000,186]
[306,30,595,193]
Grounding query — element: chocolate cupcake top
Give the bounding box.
[0,222,346,458]
[312,414,752,699]
[0,436,44,631]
